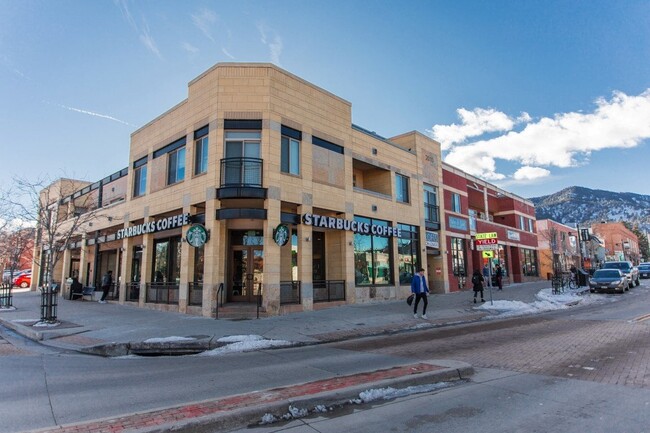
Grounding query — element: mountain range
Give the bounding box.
[529,186,650,231]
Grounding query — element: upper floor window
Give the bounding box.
[194,125,209,175]
[468,209,478,232]
[519,215,525,230]
[395,173,410,203]
[167,147,186,185]
[528,218,534,233]
[281,125,301,176]
[133,157,147,198]
[451,193,462,213]
[423,184,438,223]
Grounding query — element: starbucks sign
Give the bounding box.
[186,224,208,247]
[273,224,290,246]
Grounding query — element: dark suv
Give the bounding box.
[602,261,640,287]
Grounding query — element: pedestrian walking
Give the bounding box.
[495,264,503,290]
[99,270,113,303]
[471,269,485,303]
[410,268,429,319]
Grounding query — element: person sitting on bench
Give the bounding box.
[70,277,83,300]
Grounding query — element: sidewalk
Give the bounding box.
[1,280,567,433]
[0,280,552,356]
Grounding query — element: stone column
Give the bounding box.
[298,199,313,311]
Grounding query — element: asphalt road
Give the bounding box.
[230,281,650,432]
[3,280,650,433]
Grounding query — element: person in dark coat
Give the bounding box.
[472,269,485,303]
[495,264,503,290]
[410,268,430,319]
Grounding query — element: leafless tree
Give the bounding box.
[2,177,112,321]
[0,227,35,283]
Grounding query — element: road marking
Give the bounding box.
[633,313,650,322]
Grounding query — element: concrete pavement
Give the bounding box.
[0,280,552,356]
[0,280,555,433]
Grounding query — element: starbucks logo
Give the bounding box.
[186,224,208,247]
[273,224,289,246]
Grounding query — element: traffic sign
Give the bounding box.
[476,244,499,251]
[482,251,494,258]
[475,232,498,240]
[475,238,498,246]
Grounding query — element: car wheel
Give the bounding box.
[20,282,29,288]
[590,289,595,293]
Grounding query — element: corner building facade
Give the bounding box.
[36,63,539,317]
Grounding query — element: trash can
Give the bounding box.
[577,269,589,287]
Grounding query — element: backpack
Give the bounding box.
[472,274,481,285]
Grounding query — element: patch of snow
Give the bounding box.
[260,413,277,425]
[143,336,196,343]
[201,335,293,356]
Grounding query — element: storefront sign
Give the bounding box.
[426,231,439,248]
[448,216,468,231]
[186,224,208,247]
[273,224,290,246]
[301,213,400,237]
[116,213,191,240]
[507,230,520,241]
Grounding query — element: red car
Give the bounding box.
[13,273,31,288]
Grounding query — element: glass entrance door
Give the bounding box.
[230,247,263,302]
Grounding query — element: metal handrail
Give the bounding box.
[220,157,263,188]
[215,282,224,319]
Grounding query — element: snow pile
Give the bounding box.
[143,336,196,343]
[201,334,293,356]
[475,288,607,318]
[352,382,453,404]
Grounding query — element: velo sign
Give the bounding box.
[475,232,499,251]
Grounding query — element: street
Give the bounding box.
[2,281,650,433]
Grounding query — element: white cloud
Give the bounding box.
[429,108,528,150]
[50,102,134,126]
[222,47,235,59]
[182,42,199,55]
[513,166,551,181]
[115,0,161,58]
[438,89,650,182]
[191,8,218,43]
[257,24,283,65]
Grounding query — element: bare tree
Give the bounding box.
[2,177,112,322]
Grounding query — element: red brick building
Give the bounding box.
[442,164,540,291]
[591,222,640,264]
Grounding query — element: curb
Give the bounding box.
[24,360,472,433]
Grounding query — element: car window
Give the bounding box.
[603,262,630,271]
[594,270,621,278]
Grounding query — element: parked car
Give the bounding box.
[638,263,650,279]
[601,261,640,287]
[3,269,30,283]
[12,272,31,288]
[589,269,629,293]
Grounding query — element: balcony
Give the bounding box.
[217,157,267,200]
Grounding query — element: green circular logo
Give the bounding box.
[273,224,290,246]
[186,224,208,247]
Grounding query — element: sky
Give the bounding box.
[1,0,649,199]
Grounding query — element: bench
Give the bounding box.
[71,286,95,301]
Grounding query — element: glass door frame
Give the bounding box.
[230,246,263,303]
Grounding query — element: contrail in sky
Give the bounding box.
[47,101,135,126]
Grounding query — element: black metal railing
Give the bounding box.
[215,283,224,319]
[188,282,203,306]
[40,283,59,323]
[256,283,263,319]
[313,280,345,303]
[280,281,301,305]
[145,282,179,305]
[0,283,12,308]
[220,157,263,187]
[127,282,140,302]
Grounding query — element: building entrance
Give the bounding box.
[230,246,263,303]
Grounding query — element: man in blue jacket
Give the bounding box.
[411,268,430,319]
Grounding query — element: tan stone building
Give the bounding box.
[32,63,538,317]
[591,222,640,264]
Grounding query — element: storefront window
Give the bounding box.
[397,223,419,284]
[521,248,538,276]
[193,245,204,283]
[354,216,393,286]
[152,237,181,283]
[451,237,466,277]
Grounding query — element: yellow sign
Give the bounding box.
[476,232,498,240]
[482,251,494,258]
